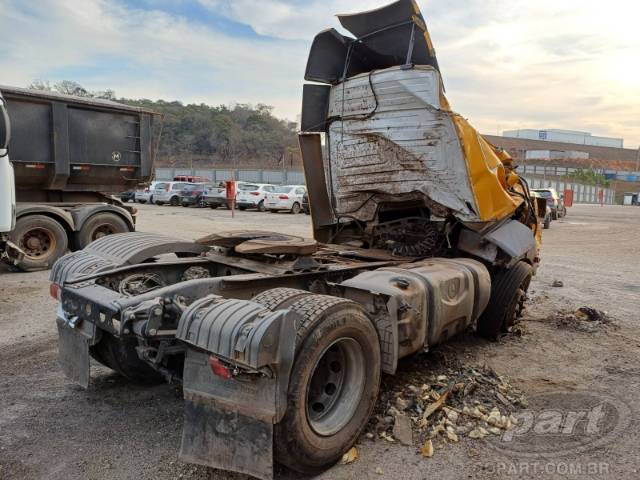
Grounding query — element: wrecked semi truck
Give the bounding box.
[51,1,542,478]
[0,86,159,271]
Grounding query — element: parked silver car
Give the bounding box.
[153,181,191,206]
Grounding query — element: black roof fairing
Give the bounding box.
[304,0,440,85]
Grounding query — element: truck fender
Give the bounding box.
[15,204,75,231]
[69,204,135,233]
[175,295,299,480]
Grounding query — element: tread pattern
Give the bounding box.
[251,288,312,311]
[287,294,357,344]
[477,262,532,338]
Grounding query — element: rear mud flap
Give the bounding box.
[56,317,91,388]
[176,297,298,480]
[56,307,100,388]
[181,390,274,480]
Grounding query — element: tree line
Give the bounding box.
[28,80,301,168]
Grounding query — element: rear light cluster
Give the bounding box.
[208,355,231,379]
[50,283,61,301]
[279,195,289,200]
[250,191,260,196]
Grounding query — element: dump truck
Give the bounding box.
[0,86,159,271]
[50,1,543,478]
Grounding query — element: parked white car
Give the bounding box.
[265,185,307,213]
[153,181,192,206]
[135,181,158,204]
[236,183,276,212]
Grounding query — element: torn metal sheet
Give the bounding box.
[327,66,476,222]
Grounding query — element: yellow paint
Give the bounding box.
[450,114,522,221]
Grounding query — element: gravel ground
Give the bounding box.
[1,204,639,480]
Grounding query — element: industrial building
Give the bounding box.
[502,129,623,148]
[483,134,637,169]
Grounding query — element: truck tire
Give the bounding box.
[251,287,312,311]
[274,295,381,475]
[77,212,130,249]
[10,215,68,271]
[89,332,164,384]
[476,262,533,339]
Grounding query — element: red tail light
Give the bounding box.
[50,283,61,301]
[250,191,260,196]
[279,195,289,200]
[208,356,231,379]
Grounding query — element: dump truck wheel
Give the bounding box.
[89,332,164,384]
[251,287,312,311]
[274,295,381,475]
[77,213,129,249]
[10,215,68,271]
[477,262,533,339]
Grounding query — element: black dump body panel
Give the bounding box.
[0,86,159,200]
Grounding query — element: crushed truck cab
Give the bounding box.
[51,1,542,479]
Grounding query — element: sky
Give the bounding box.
[1,0,638,148]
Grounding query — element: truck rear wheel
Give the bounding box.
[89,332,164,384]
[77,213,129,249]
[274,295,381,475]
[476,262,533,339]
[10,215,68,271]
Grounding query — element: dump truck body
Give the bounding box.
[0,86,160,270]
[51,1,541,479]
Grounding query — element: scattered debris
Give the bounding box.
[375,467,384,475]
[340,447,359,465]
[575,306,610,322]
[552,280,564,287]
[393,414,414,446]
[420,439,434,458]
[366,354,526,459]
[549,306,614,332]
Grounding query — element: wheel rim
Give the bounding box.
[20,227,56,259]
[306,337,366,436]
[92,223,116,241]
[292,203,300,214]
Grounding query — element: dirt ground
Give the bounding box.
[1,204,639,480]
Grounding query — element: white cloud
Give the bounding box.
[0,0,638,147]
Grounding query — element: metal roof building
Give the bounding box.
[502,129,623,148]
